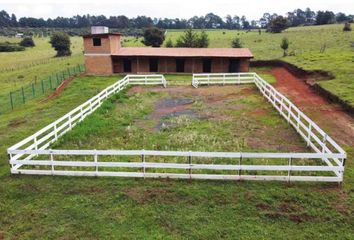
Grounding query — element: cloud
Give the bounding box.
[0,0,353,20]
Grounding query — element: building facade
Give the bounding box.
[83,30,253,75]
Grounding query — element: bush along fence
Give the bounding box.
[1,64,85,114]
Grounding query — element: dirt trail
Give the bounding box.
[271,67,354,146]
[42,75,78,102]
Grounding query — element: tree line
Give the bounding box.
[0,8,353,29]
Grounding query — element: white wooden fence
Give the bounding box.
[192,73,254,88]
[8,73,346,182]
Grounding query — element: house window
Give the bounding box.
[176,59,185,72]
[123,58,132,72]
[202,59,212,73]
[149,58,159,72]
[92,38,101,46]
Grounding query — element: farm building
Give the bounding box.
[83,27,253,75]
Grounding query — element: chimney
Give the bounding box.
[91,26,109,34]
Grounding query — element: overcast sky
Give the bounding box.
[1,0,353,20]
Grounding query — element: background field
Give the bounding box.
[124,24,354,107]
[0,36,83,92]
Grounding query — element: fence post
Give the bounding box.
[9,92,14,110]
[41,80,44,93]
[56,73,60,85]
[21,87,25,104]
[188,151,192,179]
[238,154,242,179]
[31,83,35,97]
[94,150,98,175]
[67,68,71,76]
[288,156,292,182]
[50,150,54,174]
[141,149,145,178]
[49,76,53,89]
[307,123,312,147]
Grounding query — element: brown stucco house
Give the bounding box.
[83,27,254,75]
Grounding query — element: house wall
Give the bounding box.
[83,35,121,54]
[111,57,250,74]
[85,56,113,75]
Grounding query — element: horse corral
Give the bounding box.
[8,73,346,182]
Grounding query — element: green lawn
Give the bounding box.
[124,24,354,107]
[0,24,353,238]
[0,37,84,92]
[0,75,353,238]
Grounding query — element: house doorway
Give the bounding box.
[229,59,240,72]
[176,59,185,72]
[149,58,159,72]
[123,58,132,72]
[202,59,212,73]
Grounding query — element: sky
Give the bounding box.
[0,0,353,20]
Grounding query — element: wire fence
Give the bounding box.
[0,64,85,114]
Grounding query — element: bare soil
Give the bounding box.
[42,75,78,102]
[271,67,354,146]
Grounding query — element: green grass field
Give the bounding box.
[0,24,353,238]
[124,24,354,107]
[0,74,353,238]
[0,36,84,92]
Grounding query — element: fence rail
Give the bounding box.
[8,73,346,182]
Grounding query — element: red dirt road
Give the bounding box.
[271,67,354,146]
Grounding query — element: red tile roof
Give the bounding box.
[113,47,253,58]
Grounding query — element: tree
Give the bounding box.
[267,16,289,33]
[280,37,289,57]
[175,29,209,48]
[336,13,348,23]
[197,30,209,47]
[231,37,243,48]
[142,27,165,47]
[176,28,198,47]
[165,38,174,47]
[19,37,35,47]
[316,11,335,25]
[49,32,71,57]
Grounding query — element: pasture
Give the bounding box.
[0,24,353,238]
[0,36,84,92]
[124,24,354,107]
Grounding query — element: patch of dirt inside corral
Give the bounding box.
[130,85,309,152]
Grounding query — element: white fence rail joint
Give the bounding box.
[8,73,346,183]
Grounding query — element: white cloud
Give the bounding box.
[0,0,353,19]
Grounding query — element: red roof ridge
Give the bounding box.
[114,47,253,58]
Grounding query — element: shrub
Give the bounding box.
[0,42,25,52]
[142,27,165,47]
[343,22,351,31]
[280,37,289,57]
[176,29,209,48]
[49,32,71,57]
[165,38,174,48]
[231,37,243,48]
[19,37,35,47]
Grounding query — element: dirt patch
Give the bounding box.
[261,200,313,223]
[251,60,334,81]
[42,74,80,102]
[8,118,27,128]
[123,187,180,204]
[271,67,354,146]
